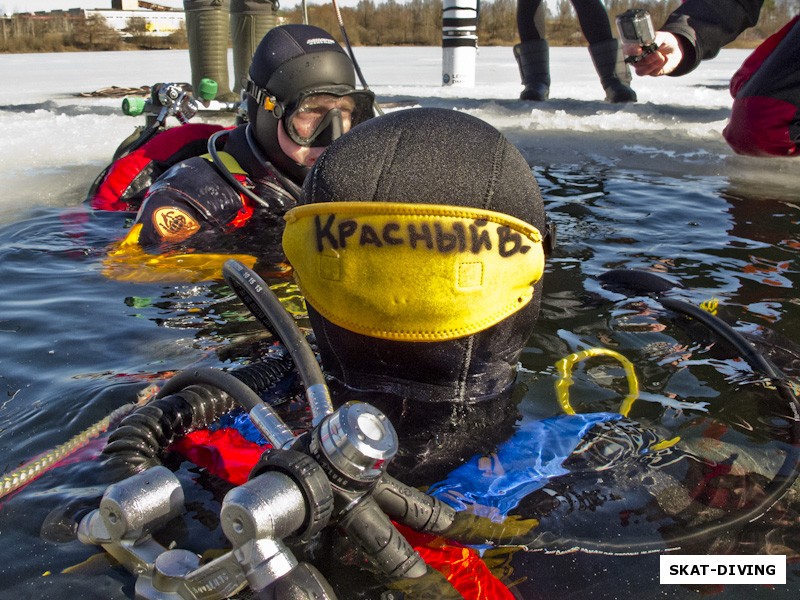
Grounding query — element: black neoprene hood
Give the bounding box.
[246,24,359,183]
[298,107,548,483]
[301,107,547,406]
[248,24,355,106]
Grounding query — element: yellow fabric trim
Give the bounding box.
[282,202,545,341]
[103,223,257,283]
[202,150,247,175]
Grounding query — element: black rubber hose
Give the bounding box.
[660,296,800,421]
[115,121,161,159]
[206,129,292,212]
[516,275,800,554]
[660,297,782,378]
[156,367,267,412]
[222,261,329,403]
[243,125,303,204]
[103,385,224,470]
[234,359,295,395]
[103,357,293,472]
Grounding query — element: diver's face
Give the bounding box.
[277,121,327,168]
[287,93,357,144]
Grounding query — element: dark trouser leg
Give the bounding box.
[516,0,545,42]
[515,0,549,101]
[184,0,237,102]
[229,0,278,97]
[571,0,613,44]
[588,38,637,103]
[571,0,637,102]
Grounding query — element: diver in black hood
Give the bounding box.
[282,107,549,485]
[122,24,375,253]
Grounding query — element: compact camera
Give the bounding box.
[616,9,659,64]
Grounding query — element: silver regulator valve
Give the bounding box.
[77,399,464,599]
[121,78,219,127]
[78,262,482,599]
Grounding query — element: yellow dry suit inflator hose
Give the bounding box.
[554,347,680,451]
[555,347,639,417]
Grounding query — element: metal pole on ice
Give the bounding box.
[442,0,478,87]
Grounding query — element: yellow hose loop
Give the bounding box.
[554,348,640,417]
[0,402,137,501]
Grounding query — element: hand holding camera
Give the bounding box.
[617,9,686,77]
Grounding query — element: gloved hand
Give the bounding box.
[383,565,465,600]
[624,31,686,76]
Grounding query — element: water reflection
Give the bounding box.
[0,159,798,598]
[510,161,800,595]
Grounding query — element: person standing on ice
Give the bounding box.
[626,0,799,157]
[184,0,278,102]
[118,24,375,255]
[513,0,637,102]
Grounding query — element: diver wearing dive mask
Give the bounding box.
[111,24,374,258]
[249,84,375,149]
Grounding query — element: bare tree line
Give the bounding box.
[0,13,185,52]
[2,0,797,53]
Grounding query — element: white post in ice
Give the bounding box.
[442,0,478,87]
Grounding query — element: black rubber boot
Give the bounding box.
[588,39,637,103]
[513,40,550,101]
[184,0,238,102]
[230,0,278,98]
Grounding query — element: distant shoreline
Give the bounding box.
[1,39,763,55]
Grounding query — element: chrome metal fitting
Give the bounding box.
[221,471,306,544]
[99,466,184,540]
[315,402,398,486]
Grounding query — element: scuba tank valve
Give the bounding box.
[121,81,208,128]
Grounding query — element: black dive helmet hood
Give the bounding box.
[298,108,547,483]
[246,24,374,184]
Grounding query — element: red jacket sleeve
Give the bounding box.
[723,17,800,156]
[90,123,225,211]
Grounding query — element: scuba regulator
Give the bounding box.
[77,260,531,600]
[122,80,217,129]
[113,78,245,161]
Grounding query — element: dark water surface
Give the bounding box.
[1,156,799,598]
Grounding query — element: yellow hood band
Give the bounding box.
[103,223,257,283]
[283,202,545,341]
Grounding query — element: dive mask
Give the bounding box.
[284,87,375,147]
